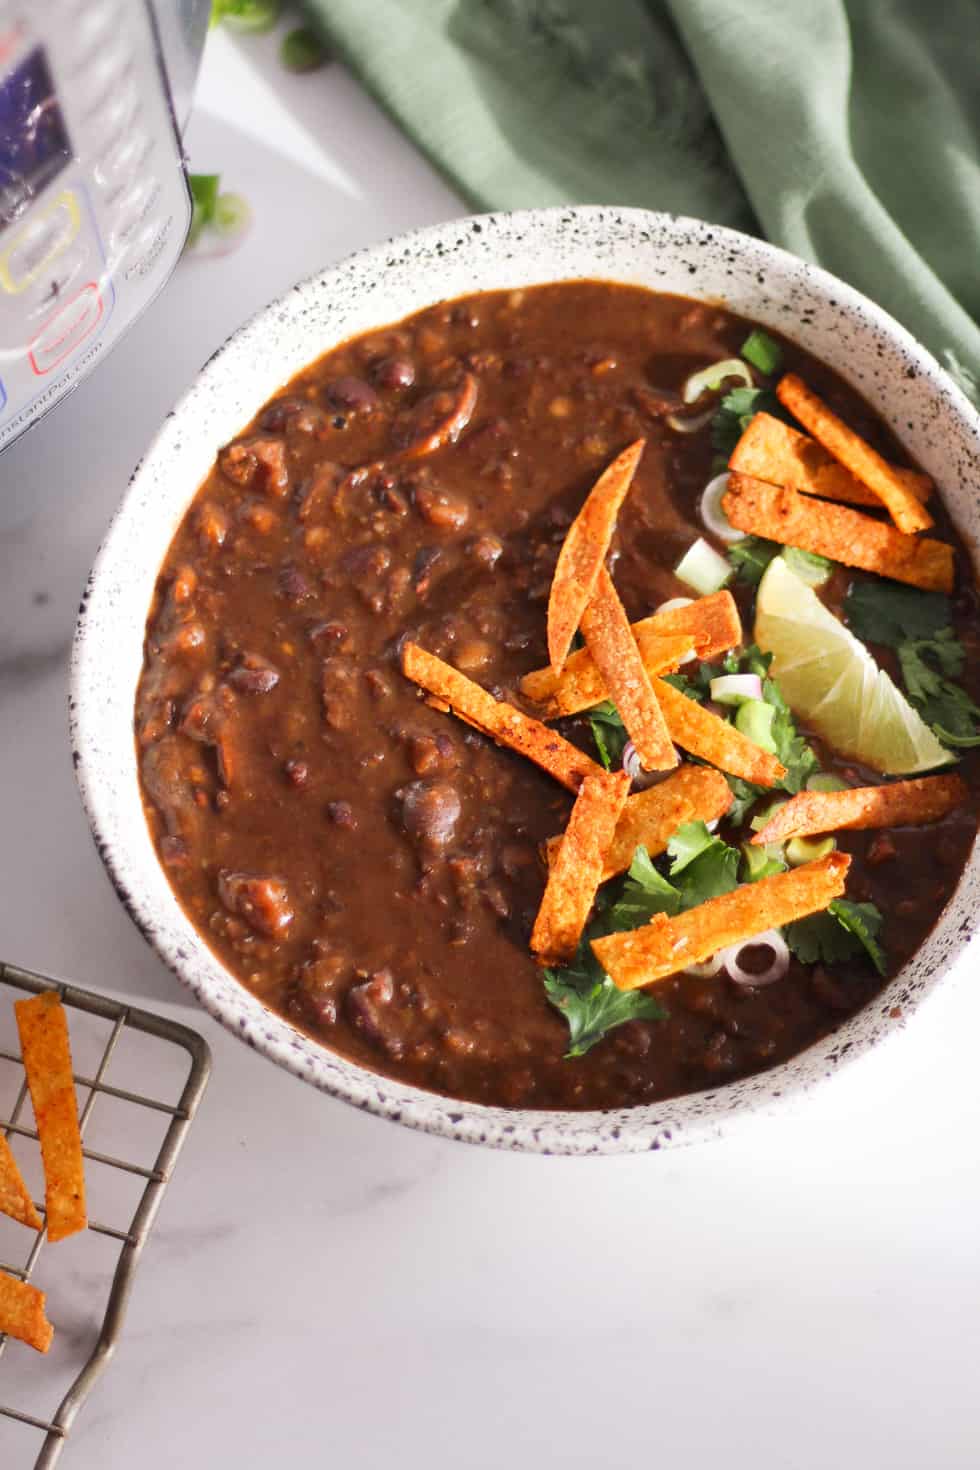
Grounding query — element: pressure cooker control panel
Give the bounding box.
[0,0,191,449]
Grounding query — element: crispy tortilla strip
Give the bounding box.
[752,774,967,845]
[652,676,786,786]
[15,992,87,1244]
[730,412,932,507]
[776,374,933,533]
[546,439,645,673]
[0,1133,42,1231]
[521,590,742,714]
[533,631,695,717]
[545,765,734,879]
[0,1271,53,1353]
[593,852,851,990]
[580,569,677,770]
[531,770,631,964]
[401,643,601,792]
[723,473,954,593]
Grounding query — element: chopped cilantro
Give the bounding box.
[587,700,628,770]
[543,944,666,1058]
[844,580,951,645]
[785,899,886,974]
[666,821,740,905]
[729,538,833,588]
[741,329,783,376]
[844,580,979,749]
[660,671,703,700]
[612,845,683,925]
[725,774,765,824]
[711,387,793,456]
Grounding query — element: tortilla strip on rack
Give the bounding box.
[652,676,786,786]
[722,472,954,593]
[580,568,677,770]
[520,589,742,714]
[15,991,87,1244]
[729,412,933,508]
[401,643,602,792]
[751,773,967,845]
[531,770,631,964]
[545,765,733,880]
[546,439,645,674]
[0,1270,54,1353]
[0,1132,42,1231]
[776,373,933,534]
[593,852,850,991]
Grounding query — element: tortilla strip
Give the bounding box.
[401,643,602,792]
[520,590,742,714]
[776,374,933,533]
[652,676,786,786]
[545,765,734,879]
[751,774,967,845]
[580,569,677,770]
[730,412,932,507]
[593,852,851,990]
[0,1270,54,1353]
[15,991,87,1243]
[723,473,954,593]
[546,439,645,673]
[531,770,631,963]
[0,1133,42,1231]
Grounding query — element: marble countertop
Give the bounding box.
[2,26,979,1470]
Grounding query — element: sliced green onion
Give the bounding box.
[783,546,833,587]
[741,329,783,376]
[742,842,787,881]
[280,25,330,70]
[710,673,763,706]
[805,773,849,794]
[786,835,837,866]
[213,191,252,243]
[673,537,732,595]
[750,797,788,833]
[682,357,753,405]
[215,0,281,33]
[666,405,716,434]
[734,698,778,754]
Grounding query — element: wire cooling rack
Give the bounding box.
[0,962,211,1468]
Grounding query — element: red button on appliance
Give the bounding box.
[28,282,103,375]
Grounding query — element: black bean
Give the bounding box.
[397,780,461,852]
[327,800,356,828]
[325,376,379,413]
[228,656,280,694]
[372,356,416,390]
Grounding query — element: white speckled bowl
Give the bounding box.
[71,207,980,1154]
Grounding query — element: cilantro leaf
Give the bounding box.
[763,672,819,792]
[610,845,682,926]
[543,942,666,1057]
[660,671,703,700]
[667,821,740,906]
[711,387,793,456]
[728,535,780,586]
[587,700,628,770]
[844,580,951,646]
[785,899,886,974]
[725,774,765,824]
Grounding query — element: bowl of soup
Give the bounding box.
[70,207,980,1153]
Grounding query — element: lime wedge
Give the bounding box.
[755,556,955,775]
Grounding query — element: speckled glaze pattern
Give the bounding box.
[70,207,980,1155]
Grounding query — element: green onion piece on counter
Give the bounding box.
[673,536,733,595]
[734,698,778,754]
[212,192,252,244]
[806,773,849,794]
[786,835,837,866]
[280,26,330,71]
[187,173,220,248]
[741,329,783,376]
[213,0,282,33]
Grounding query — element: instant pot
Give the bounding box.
[0,0,208,454]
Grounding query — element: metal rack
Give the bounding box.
[0,962,211,1467]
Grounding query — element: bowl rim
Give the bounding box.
[70,203,980,1155]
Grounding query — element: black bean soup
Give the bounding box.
[135,283,980,1110]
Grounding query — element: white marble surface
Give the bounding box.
[2,24,980,1470]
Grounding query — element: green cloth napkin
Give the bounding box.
[304,0,980,394]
